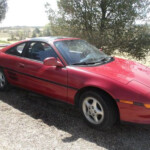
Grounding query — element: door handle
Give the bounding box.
[19,63,25,68]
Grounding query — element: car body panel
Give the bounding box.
[118,102,150,124]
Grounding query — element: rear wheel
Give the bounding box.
[79,91,118,129]
[0,69,9,91]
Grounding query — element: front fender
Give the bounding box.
[67,66,140,104]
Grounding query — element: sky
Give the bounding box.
[0,0,58,27]
[0,0,149,27]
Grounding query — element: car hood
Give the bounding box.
[78,57,150,86]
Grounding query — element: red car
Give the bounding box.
[0,37,150,129]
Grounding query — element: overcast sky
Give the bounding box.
[0,0,58,27]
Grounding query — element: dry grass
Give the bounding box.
[113,51,150,67]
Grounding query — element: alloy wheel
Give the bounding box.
[0,72,5,88]
[82,97,104,125]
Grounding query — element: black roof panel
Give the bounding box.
[29,36,73,43]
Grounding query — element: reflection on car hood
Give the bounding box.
[78,57,150,86]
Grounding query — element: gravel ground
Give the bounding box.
[0,88,150,150]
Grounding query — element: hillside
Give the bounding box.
[0,26,44,42]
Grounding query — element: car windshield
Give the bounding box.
[55,40,109,65]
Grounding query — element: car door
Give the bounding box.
[17,41,68,102]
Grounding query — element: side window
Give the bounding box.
[25,42,57,61]
[6,43,26,56]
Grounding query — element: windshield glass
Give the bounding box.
[55,40,109,65]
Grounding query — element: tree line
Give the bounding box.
[0,26,51,41]
[8,26,51,41]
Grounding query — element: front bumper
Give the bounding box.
[117,101,150,124]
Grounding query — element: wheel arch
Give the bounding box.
[74,86,120,119]
[0,67,6,75]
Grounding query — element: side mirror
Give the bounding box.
[43,57,64,67]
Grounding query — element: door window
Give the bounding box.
[25,42,57,61]
[6,43,26,56]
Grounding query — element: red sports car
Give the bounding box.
[0,37,150,129]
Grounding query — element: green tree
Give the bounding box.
[43,24,51,36]
[18,31,24,40]
[32,32,36,38]
[119,25,150,60]
[34,27,41,34]
[45,0,150,59]
[0,0,7,22]
[32,27,41,37]
[10,31,15,40]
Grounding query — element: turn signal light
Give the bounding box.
[120,100,133,105]
[144,104,150,109]
[119,100,150,109]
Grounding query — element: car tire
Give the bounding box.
[0,69,9,91]
[79,91,118,130]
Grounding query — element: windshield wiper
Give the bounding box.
[72,62,97,65]
[72,57,113,65]
[98,56,113,63]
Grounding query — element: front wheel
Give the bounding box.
[79,91,118,130]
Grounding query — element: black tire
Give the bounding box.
[79,90,118,130]
[0,69,9,91]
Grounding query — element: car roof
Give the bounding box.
[28,36,80,43]
[0,36,80,53]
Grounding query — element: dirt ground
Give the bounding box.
[0,88,150,150]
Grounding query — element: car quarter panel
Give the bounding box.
[0,52,25,86]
